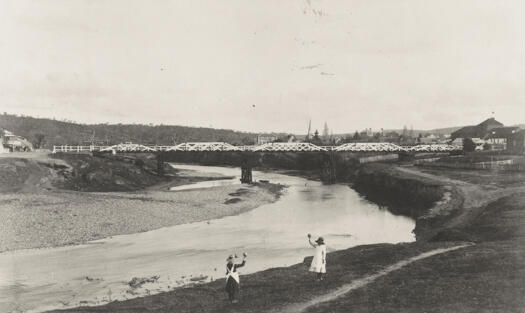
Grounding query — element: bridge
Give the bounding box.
[52,142,461,153]
[52,142,461,184]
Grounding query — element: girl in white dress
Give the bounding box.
[308,234,326,281]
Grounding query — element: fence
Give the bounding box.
[52,145,105,153]
[417,158,525,171]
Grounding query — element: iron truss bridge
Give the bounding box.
[52,142,462,153]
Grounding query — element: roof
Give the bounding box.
[2,130,14,137]
[478,117,503,129]
[451,118,503,140]
[451,125,480,139]
[485,127,521,139]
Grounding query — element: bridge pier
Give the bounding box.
[156,153,165,176]
[240,165,252,183]
[321,152,337,184]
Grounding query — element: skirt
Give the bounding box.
[225,276,240,296]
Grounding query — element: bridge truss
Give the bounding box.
[53,142,461,153]
[252,142,327,152]
[167,142,241,152]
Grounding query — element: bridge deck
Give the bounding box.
[52,142,461,153]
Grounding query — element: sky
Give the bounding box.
[1,0,525,134]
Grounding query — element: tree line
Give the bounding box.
[0,113,263,148]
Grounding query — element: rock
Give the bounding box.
[128,275,160,289]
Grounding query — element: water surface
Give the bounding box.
[0,165,415,312]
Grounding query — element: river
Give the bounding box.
[0,165,415,313]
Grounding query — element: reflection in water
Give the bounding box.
[0,164,415,313]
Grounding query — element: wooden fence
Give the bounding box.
[416,158,525,171]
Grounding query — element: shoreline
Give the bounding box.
[49,163,525,313]
[0,156,286,252]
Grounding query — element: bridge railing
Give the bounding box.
[53,145,107,153]
[402,144,462,152]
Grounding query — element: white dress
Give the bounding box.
[309,244,326,273]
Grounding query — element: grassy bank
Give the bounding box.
[50,164,525,313]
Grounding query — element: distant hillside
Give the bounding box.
[426,126,463,135]
[0,114,272,148]
[385,127,462,136]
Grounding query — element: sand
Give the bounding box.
[0,183,284,252]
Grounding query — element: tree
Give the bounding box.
[313,129,320,140]
[311,129,322,145]
[463,138,476,152]
[34,133,46,149]
[402,125,408,137]
[353,131,360,141]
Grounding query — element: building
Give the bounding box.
[451,117,503,141]
[507,130,525,154]
[419,134,438,144]
[285,134,297,143]
[1,129,33,152]
[484,127,520,151]
[472,138,486,151]
[256,134,278,145]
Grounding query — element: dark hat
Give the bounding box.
[315,237,325,244]
[226,254,235,261]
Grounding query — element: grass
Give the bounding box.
[304,193,525,313]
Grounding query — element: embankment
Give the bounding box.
[51,153,179,192]
[350,164,467,240]
[352,164,444,217]
[0,153,174,193]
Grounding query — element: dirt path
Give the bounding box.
[396,166,525,229]
[395,166,471,186]
[275,243,473,313]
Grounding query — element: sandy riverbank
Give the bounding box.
[0,183,284,252]
[0,155,285,252]
[49,164,525,313]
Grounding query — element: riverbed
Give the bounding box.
[0,165,415,313]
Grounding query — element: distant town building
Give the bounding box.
[485,127,521,151]
[1,129,33,152]
[419,134,438,144]
[451,117,503,141]
[285,134,297,143]
[507,129,525,155]
[471,138,487,151]
[256,134,278,145]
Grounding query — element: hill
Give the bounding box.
[0,114,271,148]
[385,126,462,136]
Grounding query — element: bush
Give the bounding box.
[463,138,476,152]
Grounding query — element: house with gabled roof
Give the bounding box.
[450,118,503,141]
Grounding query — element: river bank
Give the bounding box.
[50,163,525,313]
[0,154,285,252]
